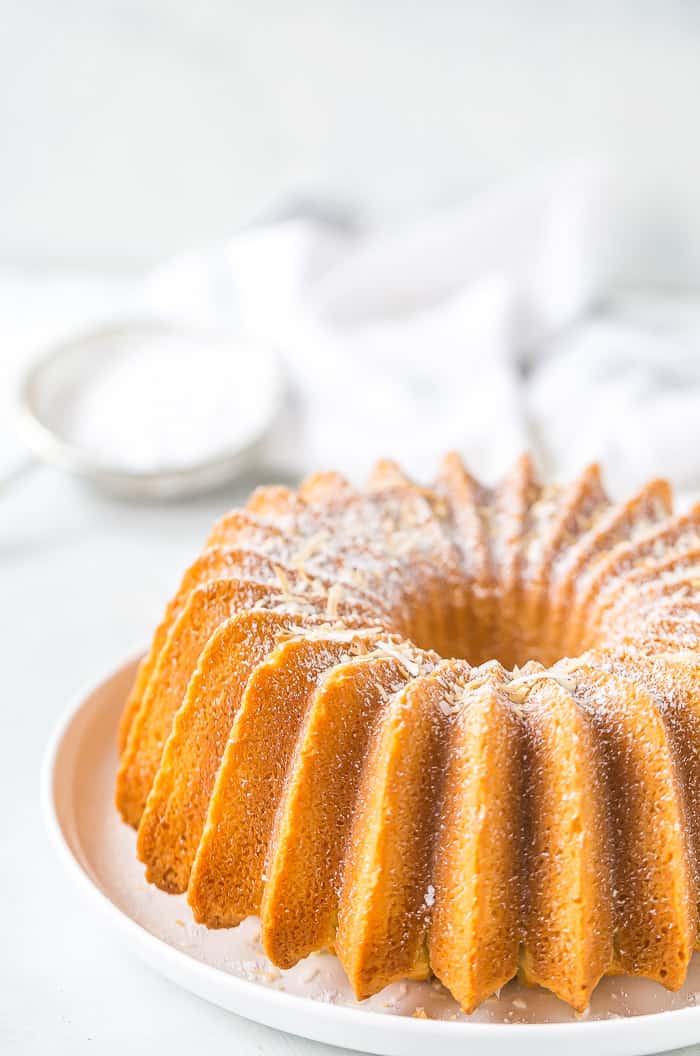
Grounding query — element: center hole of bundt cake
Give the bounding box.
[427,599,564,670]
[463,630,554,672]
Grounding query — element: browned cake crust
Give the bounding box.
[115,454,700,1013]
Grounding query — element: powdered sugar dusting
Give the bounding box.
[116,452,700,1020]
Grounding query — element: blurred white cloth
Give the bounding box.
[529,298,700,500]
[6,159,700,503]
[145,159,610,483]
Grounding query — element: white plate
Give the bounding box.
[42,655,700,1056]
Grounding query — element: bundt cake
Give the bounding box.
[116,453,700,1014]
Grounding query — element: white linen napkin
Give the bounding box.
[145,159,609,483]
[7,158,700,503]
[529,296,700,501]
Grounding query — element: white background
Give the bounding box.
[1,1,700,285]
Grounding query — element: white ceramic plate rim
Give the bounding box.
[41,654,700,1056]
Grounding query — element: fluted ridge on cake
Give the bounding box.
[115,452,700,1014]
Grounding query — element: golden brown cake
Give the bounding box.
[116,453,700,1013]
